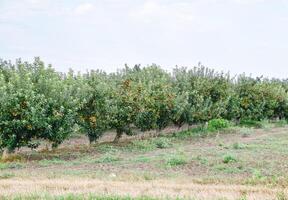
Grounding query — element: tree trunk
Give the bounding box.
[113,130,123,143]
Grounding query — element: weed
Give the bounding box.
[132,156,152,163]
[127,137,172,152]
[0,154,24,162]
[165,152,188,167]
[196,155,209,165]
[240,119,265,128]
[239,128,254,138]
[214,164,243,174]
[94,154,121,163]
[0,162,24,170]
[152,137,172,149]
[238,195,247,200]
[275,120,288,128]
[252,169,264,179]
[96,144,119,153]
[260,120,274,130]
[223,154,237,164]
[142,173,156,180]
[276,191,288,200]
[127,140,156,152]
[0,172,15,179]
[172,126,208,139]
[232,142,245,150]
[38,158,67,167]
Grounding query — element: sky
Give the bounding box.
[0,0,288,78]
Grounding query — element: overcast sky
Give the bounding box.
[0,0,288,78]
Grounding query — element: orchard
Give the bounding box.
[0,58,287,153]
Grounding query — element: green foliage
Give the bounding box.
[0,172,15,179]
[239,119,263,128]
[232,142,245,150]
[77,71,110,143]
[0,58,79,151]
[94,154,121,164]
[128,140,157,152]
[153,137,172,149]
[0,58,288,151]
[165,152,188,167]
[275,120,288,127]
[127,137,172,152]
[207,119,230,131]
[223,154,237,164]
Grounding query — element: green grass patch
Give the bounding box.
[239,119,273,129]
[131,156,152,163]
[96,144,119,154]
[232,142,246,150]
[171,126,208,139]
[152,137,173,149]
[213,164,243,174]
[0,162,24,170]
[0,172,15,179]
[93,154,121,164]
[127,137,173,152]
[165,152,188,167]
[274,120,288,127]
[127,140,157,152]
[223,154,237,164]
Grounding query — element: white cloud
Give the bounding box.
[74,3,95,15]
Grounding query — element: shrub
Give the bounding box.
[207,119,230,131]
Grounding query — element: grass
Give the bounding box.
[171,126,208,139]
[96,144,119,154]
[0,172,15,179]
[93,154,121,164]
[222,154,237,164]
[126,137,173,152]
[39,158,68,167]
[232,142,246,150]
[239,128,254,137]
[1,124,288,199]
[0,162,24,170]
[165,151,188,167]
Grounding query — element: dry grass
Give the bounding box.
[0,178,287,200]
[1,126,288,199]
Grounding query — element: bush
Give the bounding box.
[207,119,230,131]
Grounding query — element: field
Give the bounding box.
[1,125,288,200]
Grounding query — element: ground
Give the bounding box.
[0,125,288,200]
